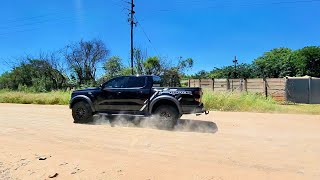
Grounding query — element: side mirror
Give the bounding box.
[100,84,109,91]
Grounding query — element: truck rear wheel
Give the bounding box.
[72,101,93,123]
[153,105,179,130]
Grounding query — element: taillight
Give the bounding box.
[194,89,203,102]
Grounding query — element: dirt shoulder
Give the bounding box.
[0,104,319,180]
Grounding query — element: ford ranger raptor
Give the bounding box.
[70,75,208,129]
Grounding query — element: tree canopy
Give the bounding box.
[65,39,109,86]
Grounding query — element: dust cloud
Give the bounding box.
[91,114,218,134]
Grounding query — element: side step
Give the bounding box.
[98,113,146,117]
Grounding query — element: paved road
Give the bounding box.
[0,104,319,180]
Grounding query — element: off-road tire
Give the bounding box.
[153,105,179,130]
[72,101,93,123]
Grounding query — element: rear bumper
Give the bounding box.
[195,103,209,115]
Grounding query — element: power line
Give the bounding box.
[0,1,123,35]
[219,0,320,7]
[1,8,79,26]
[156,0,320,12]
[0,16,86,37]
[0,9,85,35]
[0,16,76,30]
[134,15,161,57]
[3,14,55,25]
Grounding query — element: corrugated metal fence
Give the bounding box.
[286,77,320,104]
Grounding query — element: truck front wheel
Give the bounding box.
[153,105,179,130]
[72,101,93,123]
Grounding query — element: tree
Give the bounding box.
[279,57,297,77]
[162,68,181,87]
[162,57,194,87]
[0,72,15,89]
[192,70,209,79]
[177,57,193,72]
[65,39,109,86]
[236,63,258,79]
[291,46,320,77]
[103,56,123,79]
[208,66,235,79]
[253,48,292,78]
[37,52,68,90]
[0,55,68,92]
[119,67,133,76]
[133,48,147,75]
[144,56,161,75]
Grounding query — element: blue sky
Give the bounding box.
[0,0,320,76]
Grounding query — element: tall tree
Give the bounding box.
[144,56,161,75]
[65,39,109,85]
[177,57,194,72]
[236,63,258,79]
[291,46,320,77]
[103,56,123,79]
[37,52,68,90]
[133,48,147,75]
[253,48,292,78]
[162,57,194,87]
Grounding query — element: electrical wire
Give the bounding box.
[0,16,82,37]
[0,2,122,36]
[134,15,161,57]
[156,0,320,12]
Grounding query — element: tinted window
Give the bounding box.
[104,77,128,88]
[126,77,146,88]
[152,76,162,87]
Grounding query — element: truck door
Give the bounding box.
[121,76,150,113]
[96,76,129,112]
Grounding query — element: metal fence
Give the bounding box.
[286,77,320,104]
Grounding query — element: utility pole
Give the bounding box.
[129,0,135,75]
[233,56,238,78]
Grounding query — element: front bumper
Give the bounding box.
[195,103,209,115]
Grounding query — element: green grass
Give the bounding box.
[0,90,71,105]
[202,91,279,113]
[202,91,320,115]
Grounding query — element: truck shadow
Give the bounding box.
[174,119,218,134]
[91,115,218,134]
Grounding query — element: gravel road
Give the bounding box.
[0,103,319,180]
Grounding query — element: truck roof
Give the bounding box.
[121,75,160,78]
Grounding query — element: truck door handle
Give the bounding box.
[117,92,122,95]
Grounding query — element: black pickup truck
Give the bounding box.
[70,75,208,129]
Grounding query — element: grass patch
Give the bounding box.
[202,91,320,115]
[202,91,279,113]
[0,90,71,105]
